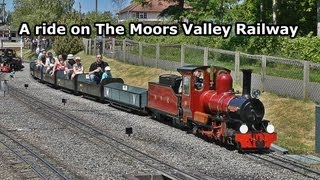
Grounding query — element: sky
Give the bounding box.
[72,0,130,14]
[5,0,131,15]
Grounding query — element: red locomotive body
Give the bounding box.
[0,64,11,72]
[147,65,277,150]
[0,48,24,73]
[148,82,179,116]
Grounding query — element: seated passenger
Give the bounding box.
[65,54,75,79]
[88,54,109,84]
[36,49,46,67]
[71,57,84,80]
[100,66,112,83]
[51,56,67,76]
[194,70,203,90]
[44,52,55,74]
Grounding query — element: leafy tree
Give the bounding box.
[83,11,114,38]
[53,12,83,55]
[12,0,74,33]
[226,0,317,35]
[277,0,317,35]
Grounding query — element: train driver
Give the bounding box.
[194,70,204,90]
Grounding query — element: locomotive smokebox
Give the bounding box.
[242,69,252,98]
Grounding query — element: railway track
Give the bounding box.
[8,85,212,180]
[0,127,68,179]
[248,153,320,179]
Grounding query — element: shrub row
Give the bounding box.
[131,34,320,63]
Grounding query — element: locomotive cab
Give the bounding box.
[177,65,233,123]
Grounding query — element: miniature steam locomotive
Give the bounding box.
[0,48,24,72]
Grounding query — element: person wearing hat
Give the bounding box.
[65,54,75,69]
[100,66,112,83]
[65,54,75,79]
[71,57,84,80]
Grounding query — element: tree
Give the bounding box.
[83,11,114,38]
[53,12,83,55]
[226,0,317,35]
[112,0,129,14]
[276,0,317,35]
[12,0,74,33]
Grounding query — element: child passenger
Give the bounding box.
[100,66,112,83]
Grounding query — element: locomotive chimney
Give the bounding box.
[242,69,252,98]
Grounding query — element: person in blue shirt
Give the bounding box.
[101,66,112,83]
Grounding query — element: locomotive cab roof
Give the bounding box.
[177,65,231,74]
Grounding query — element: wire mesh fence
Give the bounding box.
[83,38,320,103]
[185,45,205,66]
[208,48,235,70]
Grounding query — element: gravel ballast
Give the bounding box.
[0,63,312,179]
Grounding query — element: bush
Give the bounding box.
[53,35,83,55]
[280,34,320,63]
[52,12,84,55]
[130,32,320,63]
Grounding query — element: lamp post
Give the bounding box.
[96,0,98,13]
[316,104,320,152]
[318,0,320,38]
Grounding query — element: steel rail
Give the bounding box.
[9,85,212,180]
[0,128,69,180]
[249,153,320,179]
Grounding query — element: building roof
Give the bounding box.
[119,0,177,14]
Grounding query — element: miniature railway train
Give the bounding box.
[0,48,24,72]
[30,62,277,151]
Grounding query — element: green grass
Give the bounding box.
[261,92,316,154]
[19,48,36,61]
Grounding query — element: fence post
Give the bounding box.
[102,37,105,55]
[303,61,310,100]
[156,43,160,68]
[316,105,320,153]
[235,51,240,83]
[261,55,267,92]
[84,39,88,54]
[122,39,126,63]
[181,44,185,67]
[139,42,143,65]
[204,47,208,66]
[88,39,92,55]
[93,39,97,55]
[112,38,115,59]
